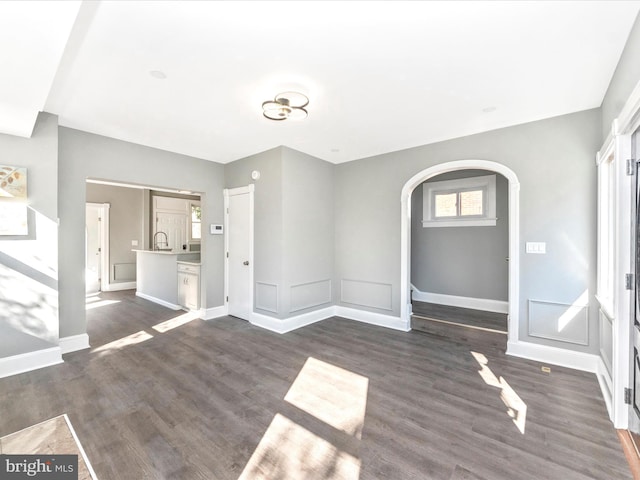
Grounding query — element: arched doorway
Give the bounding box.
[400,160,520,345]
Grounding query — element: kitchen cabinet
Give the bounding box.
[177,262,200,310]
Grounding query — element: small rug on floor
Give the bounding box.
[0,414,97,479]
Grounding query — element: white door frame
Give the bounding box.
[86,202,110,292]
[400,160,520,344]
[223,185,255,318]
[602,78,640,429]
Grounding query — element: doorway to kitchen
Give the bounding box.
[85,202,109,294]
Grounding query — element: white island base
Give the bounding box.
[134,250,200,310]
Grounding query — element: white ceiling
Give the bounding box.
[2,1,639,164]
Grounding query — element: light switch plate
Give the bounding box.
[526,242,546,254]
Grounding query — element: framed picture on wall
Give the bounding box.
[0,165,27,199]
[0,165,28,235]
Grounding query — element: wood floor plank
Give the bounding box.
[0,290,631,479]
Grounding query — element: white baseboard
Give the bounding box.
[248,305,408,334]
[597,357,613,420]
[506,340,599,373]
[251,307,334,334]
[0,347,63,379]
[103,281,136,292]
[200,305,228,320]
[59,334,90,354]
[335,305,410,332]
[135,291,181,310]
[411,287,508,314]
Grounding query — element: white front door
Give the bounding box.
[629,127,640,436]
[85,204,102,294]
[226,187,253,320]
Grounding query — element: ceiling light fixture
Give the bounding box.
[262,92,308,121]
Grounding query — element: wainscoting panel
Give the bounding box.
[528,299,589,346]
[255,282,278,313]
[290,280,332,313]
[340,279,392,311]
[599,309,613,376]
[113,263,136,281]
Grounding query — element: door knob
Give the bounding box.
[243,261,249,266]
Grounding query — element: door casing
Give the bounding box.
[224,185,254,321]
[85,202,110,293]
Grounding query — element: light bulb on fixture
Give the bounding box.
[262,92,308,121]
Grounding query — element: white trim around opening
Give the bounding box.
[400,159,520,346]
[223,185,255,321]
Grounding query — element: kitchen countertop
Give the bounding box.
[133,249,179,255]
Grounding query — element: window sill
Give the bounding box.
[422,217,497,228]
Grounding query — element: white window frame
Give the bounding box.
[189,201,202,242]
[422,174,497,227]
[596,147,615,317]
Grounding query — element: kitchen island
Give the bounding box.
[134,250,200,310]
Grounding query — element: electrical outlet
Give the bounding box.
[526,242,546,254]
[132,240,138,246]
[541,366,551,374]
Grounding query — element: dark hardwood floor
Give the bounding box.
[412,301,508,332]
[0,291,630,479]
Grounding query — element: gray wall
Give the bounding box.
[601,12,640,141]
[0,113,59,356]
[335,108,600,353]
[225,147,283,316]
[282,148,334,315]
[411,170,508,301]
[58,127,225,339]
[86,183,143,284]
[225,146,334,319]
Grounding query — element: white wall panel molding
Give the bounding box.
[340,279,392,311]
[255,282,278,313]
[290,279,332,313]
[527,299,589,346]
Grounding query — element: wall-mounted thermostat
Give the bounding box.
[210,224,224,235]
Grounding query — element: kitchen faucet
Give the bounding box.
[153,231,169,251]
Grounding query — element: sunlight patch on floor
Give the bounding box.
[240,357,368,479]
[92,330,153,355]
[85,299,121,310]
[238,413,361,480]
[152,311,199,333]
[285,357,369,439]
[471,351,527,434]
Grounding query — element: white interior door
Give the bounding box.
[156,212,187,251]
[227,190,252,320]
[85,204,102,294]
